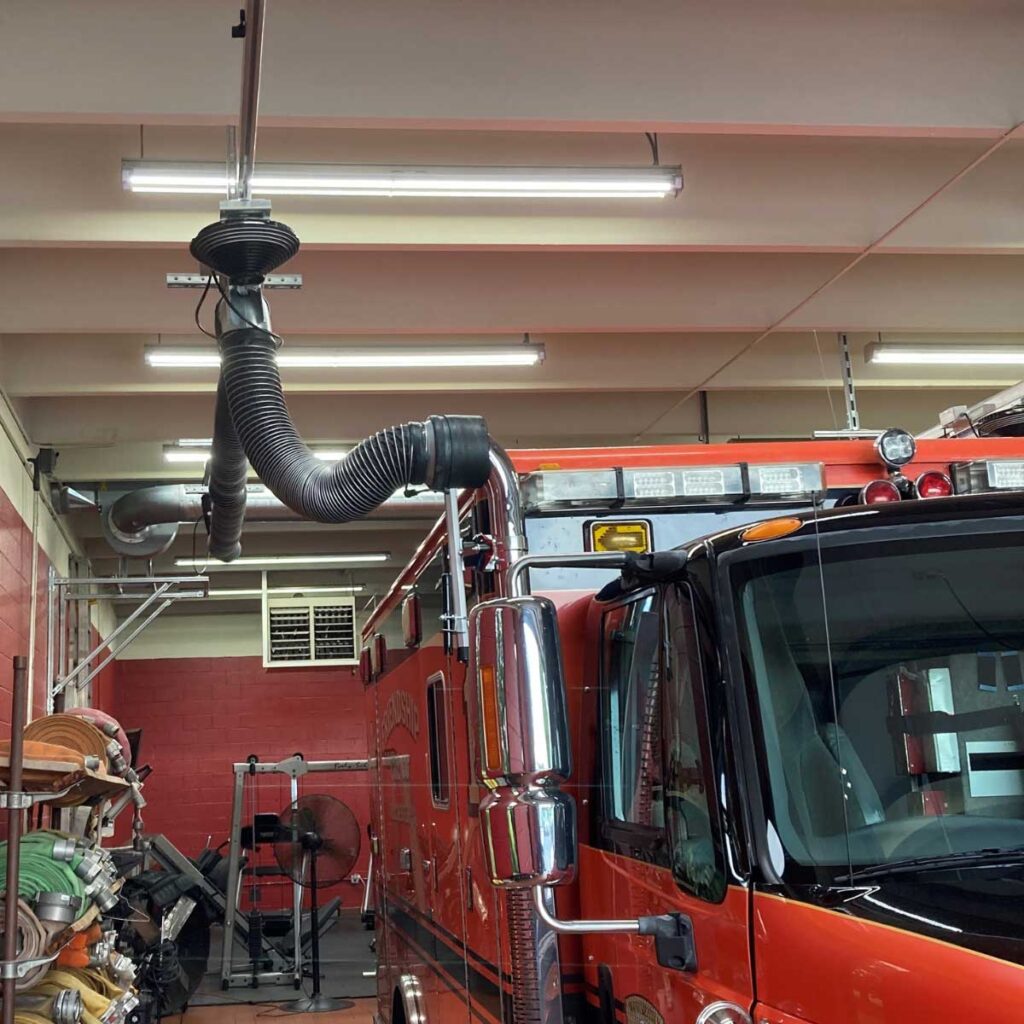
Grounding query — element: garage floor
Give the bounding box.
[187,910,377,1013]
[167,1001,375,1024]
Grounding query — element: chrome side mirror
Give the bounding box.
[469,595,577,888]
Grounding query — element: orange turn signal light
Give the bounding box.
[741,517,804,543]
[479,664,503,774]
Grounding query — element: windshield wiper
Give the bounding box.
[833,846,1024,884]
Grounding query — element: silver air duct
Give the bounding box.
[99,483,445,557]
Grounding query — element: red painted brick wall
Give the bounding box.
[0,486,53,730]
[100,657,371,911]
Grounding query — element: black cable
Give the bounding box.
[191,510,208,576]
[193,273,218,341]
[926,571,1019,651]
[644,131,660,165]
[961,409,982,437]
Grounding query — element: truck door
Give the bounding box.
[579,585,754,1022]
[424,670,472,1023]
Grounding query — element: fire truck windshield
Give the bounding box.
[731,520,1024,880]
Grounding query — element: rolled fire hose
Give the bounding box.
[23,717,109,767]
[61,711,129,768]
[37,970,118,1024]
[14,1012,54,1024]
[22,717,110,808]
[16,987,84,1024]
[0,899,50,991]
[0,832,116,921]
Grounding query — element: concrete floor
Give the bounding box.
[190,909,377,1008]
[166,1000,376,1024]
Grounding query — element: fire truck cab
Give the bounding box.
[363,433,1024,1024]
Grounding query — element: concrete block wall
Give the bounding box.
[101,656,371,911]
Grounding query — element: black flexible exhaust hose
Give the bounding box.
[207,328,491,560]
[207,377,250,561]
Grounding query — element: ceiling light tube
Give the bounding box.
[175,553,388,569]
[163,444,347,463]
[207,585,365,598]
[123,160,682,199]
[146,343,545,369]
[867,344,1024,366]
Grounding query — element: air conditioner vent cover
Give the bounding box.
[263,595,358,668]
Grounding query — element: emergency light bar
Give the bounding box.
[952,459,1024,494]
[521,462,824,512]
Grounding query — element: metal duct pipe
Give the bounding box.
[236,0,266,200]
[99,484,445,557]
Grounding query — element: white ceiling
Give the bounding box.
[2,0,1022,598]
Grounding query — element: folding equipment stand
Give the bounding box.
[220,756,368,990]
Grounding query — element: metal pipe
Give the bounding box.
[53,583,172,695]
[64,598,173,695]
[237,0,267,200]
[485,444,527,592]
[26,494,39,721]
[3,657,30,1024]
[508,552,628,598]
[57,587,67,691]
[45,567,56,714]
[102,484,444,556]
[443,488,469,659]
[360,441,523,640]
[532,887,639,935]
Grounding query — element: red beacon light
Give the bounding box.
[915,470,954,499]
[861,479,902,504]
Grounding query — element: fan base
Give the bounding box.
[281,994,354,1014]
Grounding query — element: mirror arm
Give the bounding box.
[532,886,641,934]
[508,552,629,597]
[533,888,689,941]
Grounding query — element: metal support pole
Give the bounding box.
[221,768,248,988]
[237,0,267,200]
[56,586,67,696]
[838,332,860,432]
[25,497,40,720]
[44,567,56,714]
[443,488,469,661]
[3,657,30,1024]
[290,773,302,989]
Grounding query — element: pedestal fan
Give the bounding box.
[273,793,361,1013]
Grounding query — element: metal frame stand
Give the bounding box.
[220,756,368,990]
[46,573,208,712]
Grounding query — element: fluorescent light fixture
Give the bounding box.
[867,344,1024,366]
[208,585,365,599]
[123,160,682,199]
[176,553,388,569]
[163,444,346,463]
[146,343,544,369]
[163,448,211,464]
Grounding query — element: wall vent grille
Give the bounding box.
[263,595,358,668]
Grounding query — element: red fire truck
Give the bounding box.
[361,431,1024,1024]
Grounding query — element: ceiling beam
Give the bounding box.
[5,249,1024,335]
[27,387,994,484]
[3,126,1024,253]
[1,1,1022,136]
